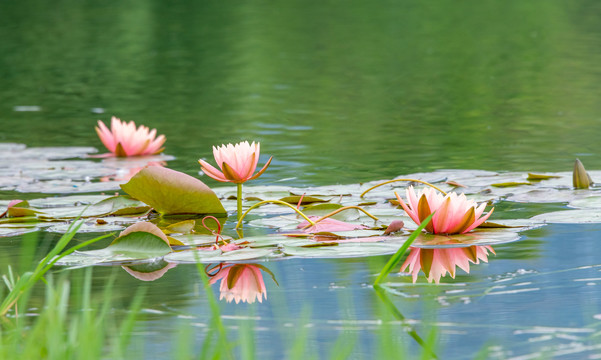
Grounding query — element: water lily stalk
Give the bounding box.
[300,206,379,230]
[374,212,434,286]
[360,179,447,198]
[573,158,593,189]
[235,200,315,229]
[237,183,243,222]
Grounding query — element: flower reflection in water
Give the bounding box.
[401,245,495,284]
[208,263,276,304]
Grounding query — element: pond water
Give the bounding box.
[1,0,601,359]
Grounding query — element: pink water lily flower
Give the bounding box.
[401,246,495,284]
[209,264,267,304]
[198,141,272,183]
[396,186,494,234]
[95,116,166,157]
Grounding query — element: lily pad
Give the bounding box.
[121,166,226,215]
[164,247,275,263]
[169,234,234,246]
[568,196,601,209]
[57,222,173,265]
[530,210,601,224]
[281,243,400,258]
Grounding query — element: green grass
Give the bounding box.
[0,219,445,360]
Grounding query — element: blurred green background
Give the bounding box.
[1,0,600,186]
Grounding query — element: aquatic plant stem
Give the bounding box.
[360,178,447,198]
[300,206,379,230]
[235,200,316,229]
[237,183,243,222]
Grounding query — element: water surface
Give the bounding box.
[1,0,601,358]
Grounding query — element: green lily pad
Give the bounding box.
[162,220,196,234]
[57,222,173,265]
[121,166,226,215]
[527,173,562,181]
[279,195,330,205]
[491,182,531,188]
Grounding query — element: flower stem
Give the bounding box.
[237,183,243,222]
[360,178,447,198]
[235,200,316,229]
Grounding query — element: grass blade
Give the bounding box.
[374,213,434,286]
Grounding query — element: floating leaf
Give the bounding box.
[169,234,233,246]
[57,222,173,265]
[302,203,346,218]
[163,220,196,234]
[491,182,531,188]
[531,209,601,224]
[164,247,275,263]
[527,173,561,181]
[7,201,41,217]
[569,196,601,209]
[298,217,368,233]
[410,229,521,248]
[281,243,400,258]
[106,222,172,258]
[47,222,125,234]
[445,180,467,188]
[121,166,226,215]
[279,195,329,205]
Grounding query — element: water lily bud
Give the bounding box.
[573,159,593,189]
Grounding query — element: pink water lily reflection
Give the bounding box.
[209,264,268,304]
[396,186,494,234]
[401,245,495,284]
[198,141,272,184]
[95,116,166,157]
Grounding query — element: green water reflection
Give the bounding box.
[2,0,601,186]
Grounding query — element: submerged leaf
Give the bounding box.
[121,166,226,215]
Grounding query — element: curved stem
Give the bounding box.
[236,183,243,222]
[360,178,447,198]
[301,206,379,230]
[235,200,316,229]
